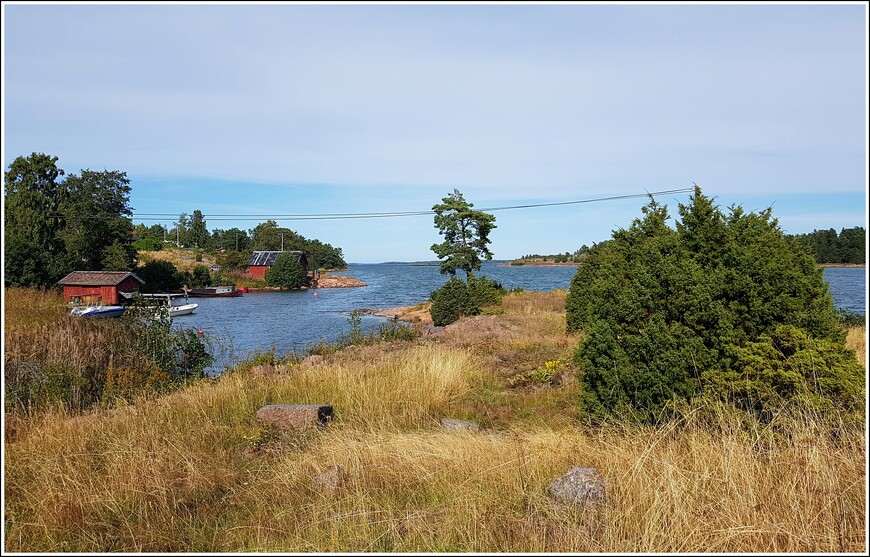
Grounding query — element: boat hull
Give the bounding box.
[169,303,198,316]
[187,286,242,298]
[70,305,126,318]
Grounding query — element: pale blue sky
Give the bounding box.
[3,2,867,262]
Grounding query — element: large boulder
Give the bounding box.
[548,466,607,506]
[255,404,333,433]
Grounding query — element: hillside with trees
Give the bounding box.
[4,152,348,288]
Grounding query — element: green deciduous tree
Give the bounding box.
[431,189,496,279]
[265,252,307,289]
[3,153,70,286]
[211,227,251,252]
[136,260,184,293]
[60,169,134,270]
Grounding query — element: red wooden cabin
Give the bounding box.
[247,251,308,280]
[57,271,145,305]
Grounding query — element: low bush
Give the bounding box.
[430,275,505,326]
[430,276,477,326]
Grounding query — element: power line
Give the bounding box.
[125,188,695,222]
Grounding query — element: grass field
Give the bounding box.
[3,289,866,552]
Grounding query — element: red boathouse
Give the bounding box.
[247,251,308,280]
[57,271,145,305]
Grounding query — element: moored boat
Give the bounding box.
[168,302,198,317]
[186,285,243,298]
[69,305,126,318]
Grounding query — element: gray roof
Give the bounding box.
[248,250,306,267]
[58,271,145,286]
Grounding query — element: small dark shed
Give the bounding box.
[247,251,308,280]
[57,271,145,305]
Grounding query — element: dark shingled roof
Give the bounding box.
[248,251,306,267]
[57,271,145,286]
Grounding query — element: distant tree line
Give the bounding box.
[516,243,608,264]
[787,227,865,264]
[4,152,348,288]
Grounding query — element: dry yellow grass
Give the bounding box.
[136,247,216,272]
[3,290,867,553]
[846,325,866,366]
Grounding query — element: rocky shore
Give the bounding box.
[364,302,433,327]
[313,274,367,288]
[246,274,367,292]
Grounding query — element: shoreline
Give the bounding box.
[244,274,367,292]
[500,262,579,267]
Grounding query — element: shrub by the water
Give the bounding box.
[430,275,506,327]
[430,276,476,326]
[187,264,212,288]
[265,252,306,289]
[136,259,184,293]
[468,274,505,307]
[567,187,862,424]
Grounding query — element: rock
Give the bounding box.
[548,467,607,506]
[303,354,325,366]
[313,465,348,495]
[422,325,444,338]
[440,418,480,432]
[250,364,274,376]
[255,404,333,433]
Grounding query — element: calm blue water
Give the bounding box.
[172,263,865,372]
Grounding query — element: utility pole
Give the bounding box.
[235,232,239,251]
[281,232,284,252]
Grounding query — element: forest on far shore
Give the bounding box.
[789,227,865,264]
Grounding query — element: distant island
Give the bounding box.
[506,250,588,267]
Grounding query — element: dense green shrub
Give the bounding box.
[265,252,307,289]
[567,187,859,423]
[430,274,506,326]
[430,277,477,326]
[700,324,864,418]
[136,259,184,293]
[132,237,162,252]
[468,275,505,307]
[187,264,212,288]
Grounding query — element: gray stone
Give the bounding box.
[303,354,325,366]
[249,364,274,376]
[548,466,607,506]
[313,465,348,495]
[440,418,480,432]
[255,404,333,433]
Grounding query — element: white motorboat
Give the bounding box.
[168,302,198,317]
[70,305,126,318]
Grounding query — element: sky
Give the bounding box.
[2,2,867,263]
